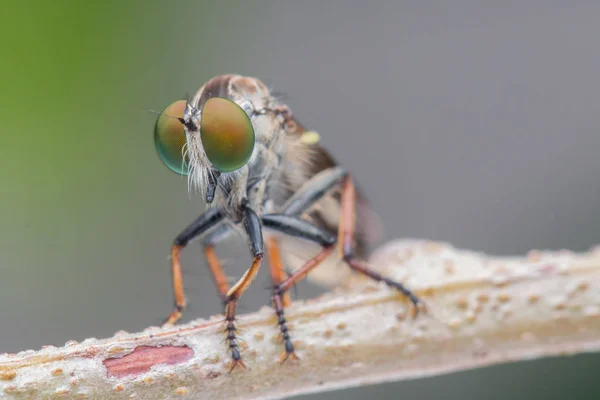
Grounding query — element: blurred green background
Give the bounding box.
[1,1,599,399]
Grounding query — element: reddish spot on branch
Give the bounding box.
[538,263,557,274]
[103,345,194,378]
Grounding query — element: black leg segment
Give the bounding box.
[243,203,264,258]
[282,167,347,215]
[174,208,224,246]
[262,213,336,247]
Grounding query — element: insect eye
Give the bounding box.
[154,100,189,175]
[200,97,255,173]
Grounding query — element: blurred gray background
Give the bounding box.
[1,1,599,399]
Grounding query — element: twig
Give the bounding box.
[1,239,599,400]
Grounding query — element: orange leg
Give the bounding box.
[339,175,423,317]
[260,212,338,362]
[205,244,229,299]
[163,209,224,326]
[266,237,291,307]
[163,244,187,326]
[163,243,231,326]
[272,245,335,362]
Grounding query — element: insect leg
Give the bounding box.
[339,175,423,316]
[204,244,229,299]
[223,202,264,372]
[264,167,346,309]
[281,166,346,215]
[266,237,291,307]
[203,224,235,300]
[262,214,336,362]
[163,208,224,326]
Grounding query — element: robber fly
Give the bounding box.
[153,74,423,371]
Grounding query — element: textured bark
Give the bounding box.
[0,239,599,400]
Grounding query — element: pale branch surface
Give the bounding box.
[1,239,599,400]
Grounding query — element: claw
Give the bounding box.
[279,339,300,364]
[279,351,300,364]
[228,358,247,372]
[227,346,248,372]
[409,299,428,319]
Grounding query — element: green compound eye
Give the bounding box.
[200,97,255,172]
[154,100,189,175]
